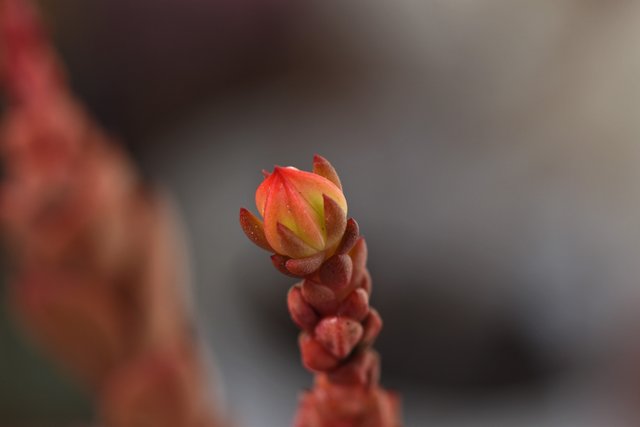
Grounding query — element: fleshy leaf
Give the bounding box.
[285,252,325,277]
[357,269,373,296]
[301,279,338,315]
[299,332,340,372]
[288,285,319,331]
[319,254,353,291]
[361,309,383,345]
[314,316,363,359]
[337,288,369,321]
[349,238,368,270]
[327,349,380,387]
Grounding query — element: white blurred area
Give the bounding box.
[5,0,640,426]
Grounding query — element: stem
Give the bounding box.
[287,232,402,426]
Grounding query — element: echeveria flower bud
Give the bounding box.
[240,155,400,426]
[240,155,347,261]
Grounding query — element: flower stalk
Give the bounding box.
[241,155,402,427]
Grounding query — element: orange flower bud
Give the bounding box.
[240,155,347,260]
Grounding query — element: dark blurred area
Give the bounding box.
[3,0,640,426]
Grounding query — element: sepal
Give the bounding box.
[277,222,317,259]
[239,208,273,252]
[312,154,342,190]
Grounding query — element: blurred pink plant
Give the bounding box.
[0,0,223,425]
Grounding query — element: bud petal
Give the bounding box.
[277,222,318,259]
[262,171,325,253]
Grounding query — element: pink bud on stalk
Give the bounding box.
[240,156,401,427]
[240,155,350,263]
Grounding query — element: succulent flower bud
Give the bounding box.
[240,155,347,260]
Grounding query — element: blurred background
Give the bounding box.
[2,0,640,425]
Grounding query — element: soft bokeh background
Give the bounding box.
[2,0,640,425]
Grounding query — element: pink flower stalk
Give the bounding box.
[241,155,402,427]
[0,1,223,426]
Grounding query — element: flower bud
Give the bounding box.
[240,155,347,260]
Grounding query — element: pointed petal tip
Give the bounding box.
[313,154,326,163]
